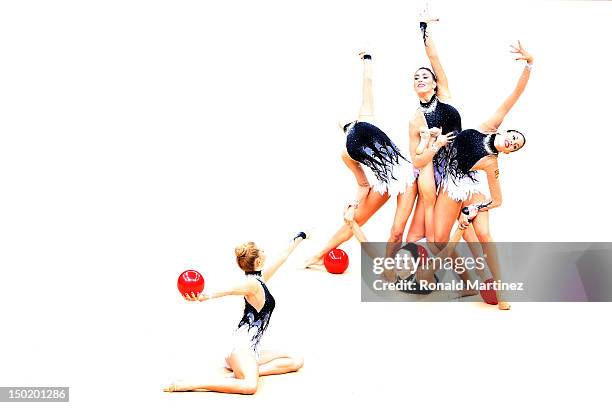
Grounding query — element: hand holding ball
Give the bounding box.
[177,270,205,298]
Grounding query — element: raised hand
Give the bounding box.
[510,40,533,64]
[418,1,439,23]
[358,51,372,60]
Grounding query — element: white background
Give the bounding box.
[1,0,611,407]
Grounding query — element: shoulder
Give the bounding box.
[409,110,426,126]
[242,277,263,296]
[437,94,453,104]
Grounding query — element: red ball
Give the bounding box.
[416,244,429,260]
[177,270,205,296]
[324,248,349,274]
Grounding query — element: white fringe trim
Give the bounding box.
[371,159,416,196]
[441,170,489,202]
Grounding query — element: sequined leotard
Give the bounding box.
[345,121,414,195]
[446,129,498,180]
[233,272,275,357]
[418,94,462,186]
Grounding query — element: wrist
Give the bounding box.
[525,61,533,70]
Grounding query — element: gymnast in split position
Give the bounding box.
[423,40,534,310]
[164,233,307,395]
[303,52,418,269]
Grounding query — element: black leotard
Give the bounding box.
[345,121,407,185]
[418,94,462,185]
[447,129,498,179]
[236,272,275,349]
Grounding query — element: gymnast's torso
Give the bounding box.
[344,121,407,185]
[234,273,275,356]
[418,94,462,184]
[447,128,498,178]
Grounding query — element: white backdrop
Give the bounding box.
[1,1,611,407]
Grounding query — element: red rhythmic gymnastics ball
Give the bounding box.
[416,244,429,260]
[324,249,349,274]
[177,270,205,296]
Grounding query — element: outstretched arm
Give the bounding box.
[482,159,502,210]
[262,233,307,281]
[185,279,258,302]
[480,41,533,132]
[418,9,451,99]
[358,52,375,121]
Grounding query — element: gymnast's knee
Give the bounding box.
[291,355,304,372]
[388,226,404,243]
[433,230,450,249]
[238,378,258,395]
[476,231,494,243]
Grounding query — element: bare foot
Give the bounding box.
[303,255,324,269]
[498,301,511,310]
[163,380,193,392]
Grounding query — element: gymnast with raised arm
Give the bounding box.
[164,232,307,394]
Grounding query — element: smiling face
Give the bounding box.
[413,68,437,95]
[496,130,526,154]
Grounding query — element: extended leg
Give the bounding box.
[418,163,437,243]
[386,183,418,259]
[304,189,389,268]
[358,53,375,121]
[405,193,426,242]
[471,209,510,310]
[164,349,260,395]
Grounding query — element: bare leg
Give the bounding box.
[462,224,487,278]
[431,190,482,296]
[257,350,304,376]
[470,206,510,310]
[405,193,426,242]
[304,189,389,267]
[164,349,259,395]
[433,190,462,246]
[358,54,375,121]
[385,183,418,259]
[418,163,437,243]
